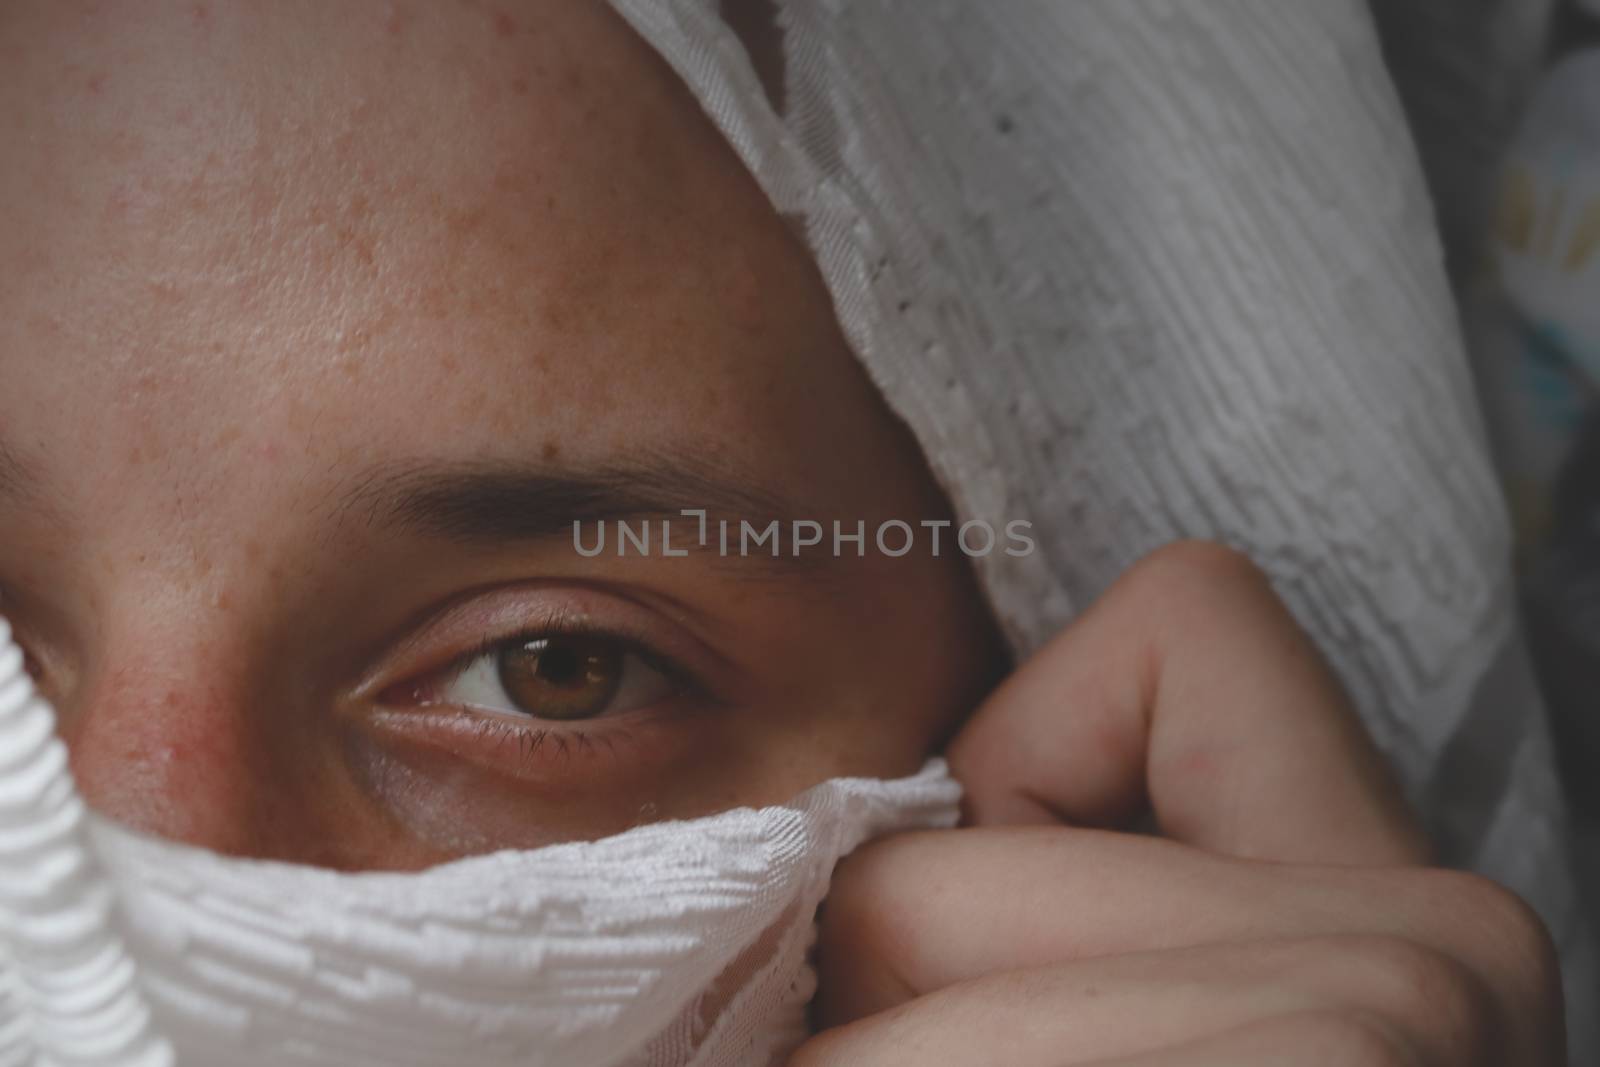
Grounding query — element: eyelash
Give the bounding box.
[371,617,704,777]
[439,621,700,699]
[383,611,703,763]
[462,714,622,765]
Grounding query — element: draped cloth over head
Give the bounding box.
[0,2,1593,1065]
[603,0,1596,1054]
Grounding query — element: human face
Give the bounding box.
[0,0,1004,869]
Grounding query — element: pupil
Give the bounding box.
[496,636,623,721]
[536,644,583,686]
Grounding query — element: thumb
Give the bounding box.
[947,541,1429,866]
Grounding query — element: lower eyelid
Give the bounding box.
[359,702,679,783]
[468,719,598,764]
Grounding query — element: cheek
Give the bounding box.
[62,674,258,850]
[712,562,1002,789]
[49,653,397,866]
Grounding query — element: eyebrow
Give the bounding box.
[328,455,830,574]
[0,438,841,576]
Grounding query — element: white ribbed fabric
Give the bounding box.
[0,627,168,1067]
[603,0,1595,1054]
[0,619,961,1066]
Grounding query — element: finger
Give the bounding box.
[1073,1011,1428,1067]
[796,936,1475,1066]
[812,827,1341,1023]
[948,541,1429,866]
[811,826,1554,1062]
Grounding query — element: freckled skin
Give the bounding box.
[0,1,1005,868]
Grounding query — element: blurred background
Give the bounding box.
[1370,0,1600,919]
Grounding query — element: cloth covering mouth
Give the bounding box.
[0,617,962,1067]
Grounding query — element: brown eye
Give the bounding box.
[417,630,680,723]
[497,636,623,722]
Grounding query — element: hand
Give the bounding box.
[792,542,1564,1065]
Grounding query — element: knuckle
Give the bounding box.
[1127,539,1267,593]
[1117,540,1281,623]
[1331,934,1494,1054]
[1286,1009,1419,1067]
[1416,870,1563,1018]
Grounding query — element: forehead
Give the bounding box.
[0,1,855,516]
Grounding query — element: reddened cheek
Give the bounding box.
[63,680,263,854]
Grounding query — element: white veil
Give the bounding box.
[603,0,1595,1054]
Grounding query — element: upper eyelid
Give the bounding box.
[359,580,731,692]
[379,587,613,671]
[438,626,701,696]
[383,618,707,720]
